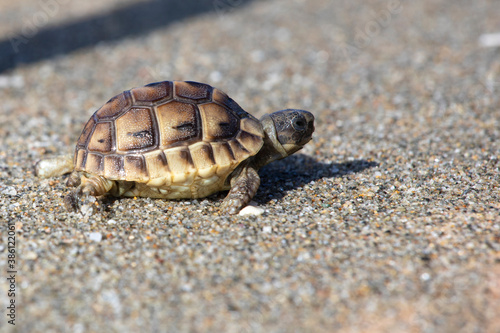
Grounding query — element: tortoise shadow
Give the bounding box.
[255,154,378,205]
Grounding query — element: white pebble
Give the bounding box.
[239,203,264,216]
[0,75,24,88]
[1,186,17,196]
[25,251,38,260]
[88,232,103,242]
[262,226,272,233]
[479,32,500,47]
[209,71,222,82]
[420,272,431,281]
[80,205,94,216]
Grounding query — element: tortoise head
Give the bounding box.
[257,109,315,167]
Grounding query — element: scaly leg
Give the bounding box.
[220,164,260,215]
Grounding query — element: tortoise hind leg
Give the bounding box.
[64,175,115,214]
[220,164,261,215]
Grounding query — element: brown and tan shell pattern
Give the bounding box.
[74,81,264,198]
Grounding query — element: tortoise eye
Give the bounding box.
[293,117,306,131]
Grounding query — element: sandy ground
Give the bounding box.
[0,0,499,332]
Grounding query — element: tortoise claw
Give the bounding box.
[64,192,79,212]
[220,199,242,215]
[64,187,97,216]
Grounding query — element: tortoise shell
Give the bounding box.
[74,81,264,198]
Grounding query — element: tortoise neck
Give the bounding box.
[252,115,288,169]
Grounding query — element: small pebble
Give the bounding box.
[238,202,264,216]
[88,232,103,242]
[262,226,272,233]
[420,273,431,281]
[25,251,38,260]
[1,186,17,196]
[0,74,24,88]
[479,32,500,47]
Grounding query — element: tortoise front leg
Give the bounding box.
[64,175,115,214]
[220,164,261,215]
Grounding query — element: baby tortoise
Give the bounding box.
[35,81,315,214]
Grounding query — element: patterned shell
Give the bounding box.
[74,81,264,188]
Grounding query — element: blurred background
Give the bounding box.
[0,0,499,332]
